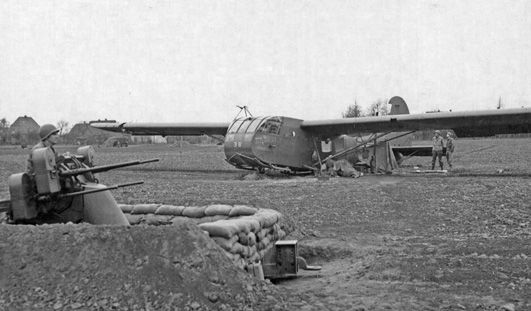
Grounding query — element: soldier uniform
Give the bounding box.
[16,124,130,225]
[431,130,444,170]
[445,133,455,168]
[24,124,76,223]
[27,124,60,175]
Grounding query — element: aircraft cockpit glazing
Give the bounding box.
[227,117,282,135]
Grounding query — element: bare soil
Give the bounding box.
[0,138,530,310]
[0,223,293,310]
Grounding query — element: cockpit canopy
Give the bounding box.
[227,117,282,135]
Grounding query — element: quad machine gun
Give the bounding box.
[0,146,158,225]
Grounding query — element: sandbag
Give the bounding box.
[155,205,184,216]
[170,216,185,224]
[194,216,228,224]
[257,236,271,250]
[204,204,233,216]
[236,218,261,233]
[209,215,229,222]
[119,204,133,213]
[125,214,143,225]
[231,218,261,234]
[190,215,229,225]
[199,220,239,238]
[249,245,258,258]
[195,216,215,225]
[238,232,250,246]
[182,206,206,218]
[242,245,252,258]
[230,242,245,255]
[131,204,160,214]
[272,224,281,240]
[259,243,274,259]
[254,209,280,228]
[247,232,257,246]
[230,219,251,234]
[256,228,270,241]
[277,229,286,240]
[212,235,238,251]
[228,205,257,217]
[145,215,172,226]
[247,218,261,233]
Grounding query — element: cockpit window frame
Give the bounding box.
[227,119,246,134]
[246,117,266,133]
[257,117,282,135]
[236,119,253,134]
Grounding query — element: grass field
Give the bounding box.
[0,138,530,310]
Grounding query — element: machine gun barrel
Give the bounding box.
[59,158,159,177]
[58,181,144,199]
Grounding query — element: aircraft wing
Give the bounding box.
[300,108,531,137]
[91,122,230,136]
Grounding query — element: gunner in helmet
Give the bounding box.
[27,124,60,174]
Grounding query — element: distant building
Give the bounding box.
[65,122,124,146]
[130,135,167,144]
[166,135,222,145]
[10,115,40,147]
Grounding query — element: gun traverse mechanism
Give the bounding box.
[0,145,159,225]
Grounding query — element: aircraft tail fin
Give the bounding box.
[388,96,410,115]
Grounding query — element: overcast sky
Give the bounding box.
[1,0,530,125]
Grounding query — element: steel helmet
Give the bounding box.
[434,130,441,134]
[39,124,60,140]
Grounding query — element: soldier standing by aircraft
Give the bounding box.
[27,124,60,174]
[431,130,444,170]
[445,132,455,169]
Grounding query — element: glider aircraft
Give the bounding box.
[91,97,531,174]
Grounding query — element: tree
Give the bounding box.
[0,118,9,128]
[56,120,70,136]
[342,101,364,118]
[367,99,389,116]
[0,118,9,144]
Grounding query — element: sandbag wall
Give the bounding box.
[118,204,288,269]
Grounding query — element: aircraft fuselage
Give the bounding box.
[223,115,421,173]
[224,116,316,172]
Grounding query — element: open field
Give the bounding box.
[1,138,530,310]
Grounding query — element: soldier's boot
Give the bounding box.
[431,164,435,170]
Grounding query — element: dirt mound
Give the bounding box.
[0,222,295,310]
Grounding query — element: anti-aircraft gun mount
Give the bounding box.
[0,145,159,225]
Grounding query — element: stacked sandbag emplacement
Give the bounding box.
[118,204,288,270]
